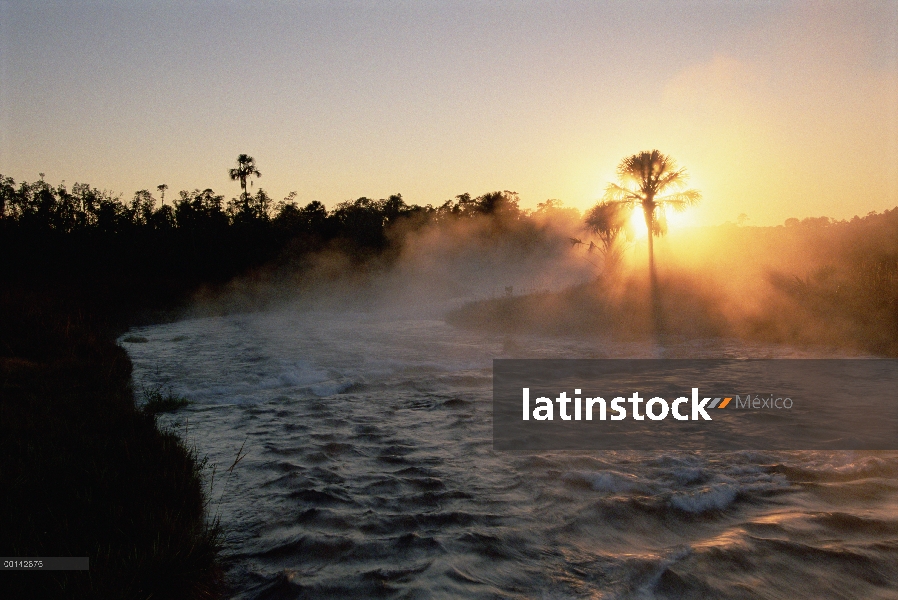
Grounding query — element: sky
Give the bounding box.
[1,0,896,226]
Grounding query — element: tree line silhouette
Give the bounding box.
[0,165,552,310]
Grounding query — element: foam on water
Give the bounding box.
[669,484,739,513]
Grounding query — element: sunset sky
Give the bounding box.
[1,1,896,226]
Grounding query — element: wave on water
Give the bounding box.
[122,311,898,599]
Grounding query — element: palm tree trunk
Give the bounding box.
[645,206,662,333]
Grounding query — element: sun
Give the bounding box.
[630,209,649,240]
[629,206,696,240]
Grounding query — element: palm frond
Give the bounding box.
[618,150,676,179]
[658,189,701,211]
[585,200,632,235]
[656,167,688,190]
[602,183,643,204]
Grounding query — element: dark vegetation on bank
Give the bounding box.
[1,298,224,598]
[142,386,191,416]
[0,171,567,598]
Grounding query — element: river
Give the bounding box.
[121,308,898,599]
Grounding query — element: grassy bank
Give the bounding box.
[0,291,224,599]
[446,276,728,341]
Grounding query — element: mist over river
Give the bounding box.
[121,309,898,599]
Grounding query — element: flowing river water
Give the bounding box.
[121,308,898,599]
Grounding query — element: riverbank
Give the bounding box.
[447,248,898,357]
[0,289,225,599]
[445,284,880,355]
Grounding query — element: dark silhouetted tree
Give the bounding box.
[130,190,156,225]
[381,193,407,224]
[584,200,633,274]
[603,150,700,328]
[228,154,261,210]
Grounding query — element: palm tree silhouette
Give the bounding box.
[156,183,168,206]
[603,150,700,329]
[584,200,633,275]
[228,154,261,210]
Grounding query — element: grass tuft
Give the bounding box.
[142,386,190,415]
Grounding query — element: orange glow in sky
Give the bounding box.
[1,2,896,226]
